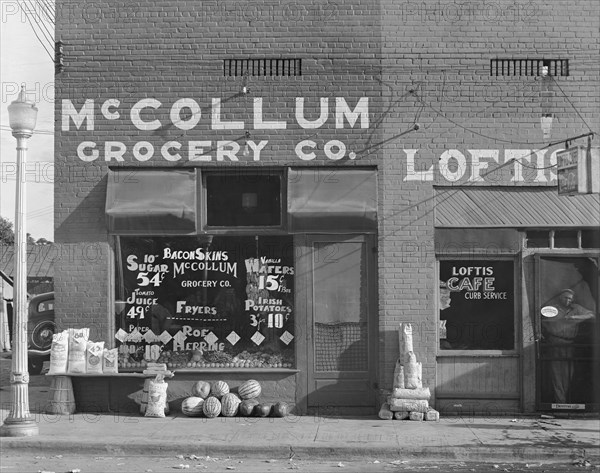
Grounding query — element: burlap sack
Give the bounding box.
[387,398,429,413]
[48,330,69,375]
[145,375,169,418]
[404,352,422,389]
[86,341,104,374]
[378,403,393,420]
[68,328,89,374]
[103,348,119,374]
[390,387,431,400]
[392,359,405,389]
[402,323,414,359]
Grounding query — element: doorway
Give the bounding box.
[535,255,599,411]
[297,234,378,415]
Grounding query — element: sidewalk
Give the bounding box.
[1,353,598,464]
[1,385,599,464]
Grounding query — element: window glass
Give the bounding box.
[554,230,578,248]
[439,259,514,350]
[114,235,294,369]
[313,241,368,372]
[205,172,281,227]
[581,230,600,249]
[526,231,550,249]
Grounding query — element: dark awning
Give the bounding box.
[288,168,377,233]
[106,169,196,234]
[434,187,600,227]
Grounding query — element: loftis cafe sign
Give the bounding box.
[62,96,559,183]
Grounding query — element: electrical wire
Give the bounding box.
[24,0,55,45]
[37,0,55,24]
[550,76,596,135]
[20,1,54,63]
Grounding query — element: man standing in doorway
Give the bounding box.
[542,289,595,403]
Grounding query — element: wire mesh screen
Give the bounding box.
[314,322,368,371]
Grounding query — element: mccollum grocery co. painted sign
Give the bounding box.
[62,97,562,183]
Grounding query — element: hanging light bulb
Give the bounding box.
[243,131,251,157]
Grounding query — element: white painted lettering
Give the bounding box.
[295,140,317,160]
[131,98,161,131]
[211,98,244,130]
[161,141,182,161]
[254,98,287,129]
[247,140,268,161]
[216,141,240,161]
[77,141,99,162]
[170,98,201,130]
[189,141,212,161]
[335,97,369,129]
[296,97,328,129]
[105,141,126,161]
[101,99,120,120]
[506,149,531,182]
[133,141,154,161]
[438,150,467,182]
[62,99,94,131]
[404,149,434,181]
[469,149,499,182]
[324,140,346,160]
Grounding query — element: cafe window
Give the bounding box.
[204,171,283,228]
[439,259,515,351]
[114,235,295,369]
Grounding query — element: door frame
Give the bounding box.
[294,234,378,415]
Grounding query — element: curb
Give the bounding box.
[1,438,598,463]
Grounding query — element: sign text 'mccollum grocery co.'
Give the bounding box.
[63,96,564,183]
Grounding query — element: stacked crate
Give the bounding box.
[378,323,439,421]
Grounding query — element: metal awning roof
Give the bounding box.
[434,187,600,227]
[0,244,55,279]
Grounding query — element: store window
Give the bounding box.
[205,171,282,227]
[439,259,515,351]
[114,235,295,369]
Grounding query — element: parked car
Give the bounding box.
[27,291,56,373]
[3,291,55,375]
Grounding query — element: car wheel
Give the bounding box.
[28,357,45,375]
[30,321,56,350]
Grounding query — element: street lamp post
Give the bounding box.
[0,85,39,437]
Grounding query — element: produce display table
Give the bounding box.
[47,368,300,415]
[46,372,173,415]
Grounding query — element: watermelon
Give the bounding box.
[273,401,289,417]
[181,396,204,417]
[239,399,259,417]
[254,404,271,417]
[238,379,261,400]
[221,393,241,417]
[202,396,222,418]
[192,380,211,399]
[211,380,230,399]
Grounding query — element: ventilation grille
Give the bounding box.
[490,58,569,77]
[224,58,302,77]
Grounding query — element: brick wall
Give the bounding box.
[54,0,383,352]
[378,0,600,396]
[55,0,600,404]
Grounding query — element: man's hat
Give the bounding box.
[560,288,575,296]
